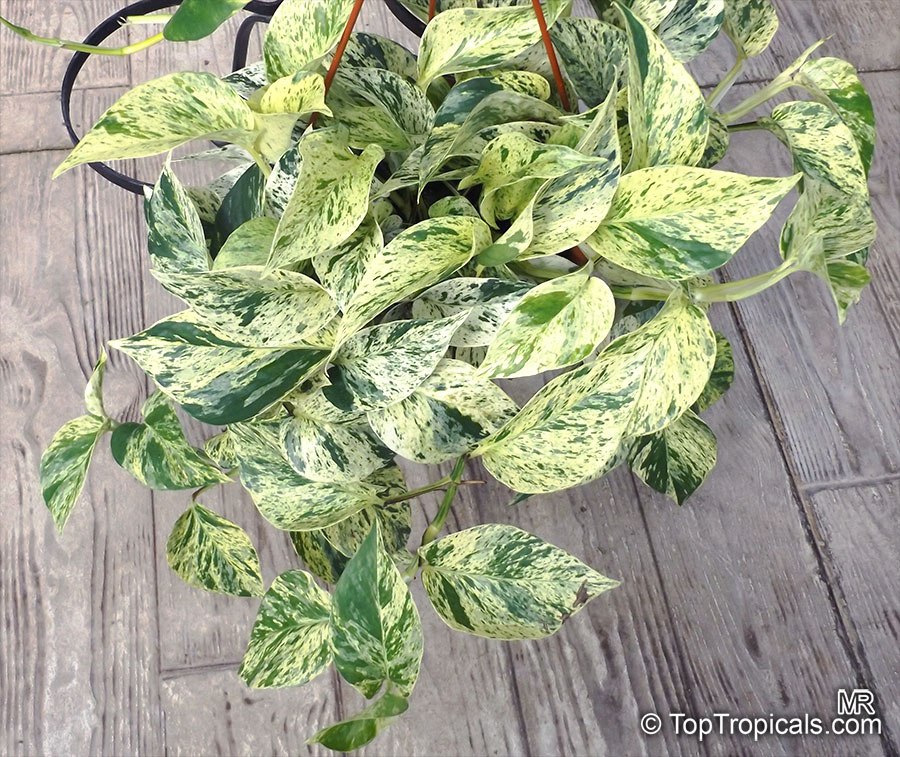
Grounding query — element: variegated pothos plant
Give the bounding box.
[7,0,878,750]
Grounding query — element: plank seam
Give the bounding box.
[724,293,900,757]
[628,472,713,757]
[801,472,900,496]
[160,660,243,681]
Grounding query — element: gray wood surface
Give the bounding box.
[1,1,898,756]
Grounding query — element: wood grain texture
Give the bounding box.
[1,2,898,757]
[715,73,900,487]
[0,0,131,95]
[687,0,900,89]
[162,668,339,757]
[809,481,900,747]
[0,150,161,756]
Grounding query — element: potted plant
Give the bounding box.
[2,0,877,750]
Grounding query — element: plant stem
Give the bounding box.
[247,146,271,178]
[609,285,672,302]
[191,468,238,501]
[692,260,796,303]
[530,0,571,112]
[609,260,798,304]
[728,119,764,133]
[384,476,451,505]
[706,54,745,110]
[719,78,792,123]
[421,455,467,546]
[124,14,173,25]
[0,16,164,56]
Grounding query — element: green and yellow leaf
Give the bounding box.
[147,163,210,279]
[40,414,108,532]
[239,570,333,688]
[264,0,357,81]
[411,278,533,347]
[54,73,258,177]
[417,0,571,88]
[331,524,423,698]
[230,420,380,531]
[84,349,108,419]
[326,315,467,414]
[620,3,709,168]
[722,0,778,58]
[476,295,715,493]
[370,359,518,464]
[267,130,383,271]
[166,502,264,596]
[478,265,615,378]
[110,392,230,490]
[309,693,409,751]
[419,524,619,639]
[589,166,799,279]
[111,310,329,425]
[628,408,717,504]
[337,216,491,342]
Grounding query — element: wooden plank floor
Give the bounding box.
[1,2,898,755]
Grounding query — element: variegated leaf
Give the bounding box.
[411,278,532,347]
[224,62,268,100]
[212,217,277,270]
[658,0,724,62]
[84,349,108,419]
[476,295,715,493]
[110,310,329,425]
[428,196,480,219]
[419,524,618,639]
[147,164,210,279]
[549,18,626,107]
[281,411,393,483]
[326,315,467,414]
[165,502,264,596]
[337,216,492,342]
[159,267,337,347]
[628,409,717,504]
[230,421,380,531]
[699,110,730,168]
[54,73,258,177]
[479,266,615,379]
[796,58,875,176]
[313,215,384,312]
[239,570,333,688]
[460,132,609,226]
[620,3,709,169]
[694,331,734,412]
[204,430,238,469]
[772,101,875,261]
[369,359,518,464]
[264,0,357,81]
[341,33,417,79]
[722,0,778,58]
[331,524,423,698]
[327,67,434,151]
[211,163,265,253]
[110,392,230,490]
[256,72,331,120]
[265,142,302,218]
[292,467,412,584]
[163,0,245,41]
[419,77,562,187]
[40,414,108,532]
[590,0,678,28]
[267,130,383,271]
[309,693,409,752]
[589,166,799,279]
[417,0,571,88]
